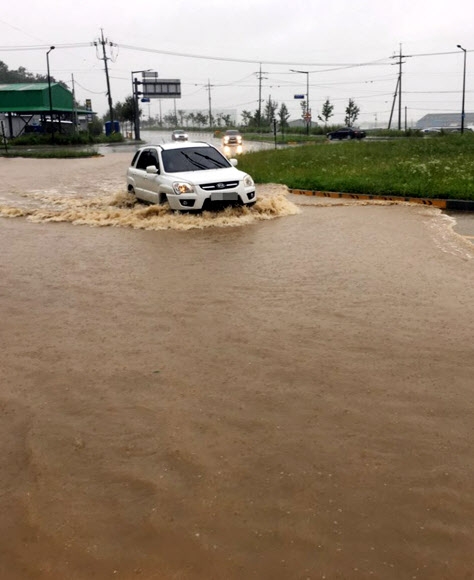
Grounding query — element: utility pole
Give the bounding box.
[387,76,400,130]
[71,73,77,131]
[256,64,267,131]
[95,29,114,130]
[46,46,55,143]
[207,79,213,129]
[389,45,410,130]
[457,45,467,134]
[290,69,311,135]
[398,44,402,130]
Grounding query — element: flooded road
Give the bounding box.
[95,129,277,157]
[1,154,474,579]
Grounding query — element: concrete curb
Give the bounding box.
[288,189,474,212]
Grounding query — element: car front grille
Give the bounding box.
[200,181,239,191]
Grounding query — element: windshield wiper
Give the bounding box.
[179,151,208,170]
[194,152,228,168]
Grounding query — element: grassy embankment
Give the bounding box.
[0,131,125,158]
[1,148,101,159]
[238,134,474,200]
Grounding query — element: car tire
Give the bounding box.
[128,185,136,196]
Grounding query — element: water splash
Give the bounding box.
[0,186,300,231]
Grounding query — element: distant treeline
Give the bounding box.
[0,60,66,88]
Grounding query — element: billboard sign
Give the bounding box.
[141,80,181,99]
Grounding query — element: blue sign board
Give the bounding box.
[141,97,151,102]
[294,94,305,99]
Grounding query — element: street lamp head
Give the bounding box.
[132,68,152,76]
[457,44,466,52]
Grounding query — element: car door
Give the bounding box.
[130,149,153,200]
[140,148,162,203]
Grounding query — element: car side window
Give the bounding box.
[135,149,158,171]
[148,149,160,171]
[136,150,150,170]
[131,151,140,167]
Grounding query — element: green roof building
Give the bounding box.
[0,83,93,137]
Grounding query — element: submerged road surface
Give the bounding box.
[1,154,474,579]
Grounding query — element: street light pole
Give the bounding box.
[131,69,152,141]
[457,45,467,134]
[46,46,55,143]
[290,69,310,135]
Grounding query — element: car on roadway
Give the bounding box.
[327,127,366,140]
[222,129,244,155]
[222,129,242,146]
[171,129,188,141]
[126,142,256,211]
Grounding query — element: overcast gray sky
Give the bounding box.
[1,0,472,127]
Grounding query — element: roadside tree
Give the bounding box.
[264,96,278,125]
[318,98,334,125]
[278,103,290,135]
[344,99,360,127]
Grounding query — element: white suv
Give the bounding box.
[126,142,256,211]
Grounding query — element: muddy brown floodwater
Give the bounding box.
[1,153,474,580]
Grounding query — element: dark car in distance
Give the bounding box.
[327,127,366,140]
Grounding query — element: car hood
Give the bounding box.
[166,167,246,184]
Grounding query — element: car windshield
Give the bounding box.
[162,147,231,173]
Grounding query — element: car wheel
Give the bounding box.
[128,185,136,196]
[246,201,256,208]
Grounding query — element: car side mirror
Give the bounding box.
[146,165,159,174]
[229,158,238,167]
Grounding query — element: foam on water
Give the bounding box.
[0,187,300,230]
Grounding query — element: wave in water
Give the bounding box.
[0,188,300,231]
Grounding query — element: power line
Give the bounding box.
[0,43,93,51]
[116,42,392,67]
[70,79,106,95]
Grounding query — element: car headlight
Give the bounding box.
[172,182,195,195]
[223,137,229,144]
[237,136,242,143]
[243,175,254,187]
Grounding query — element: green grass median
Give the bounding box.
[238,134,474,200]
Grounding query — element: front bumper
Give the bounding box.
[167,188,256,211]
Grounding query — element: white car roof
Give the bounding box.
[142,141,212,151]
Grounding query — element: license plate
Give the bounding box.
[211,191,239,201]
